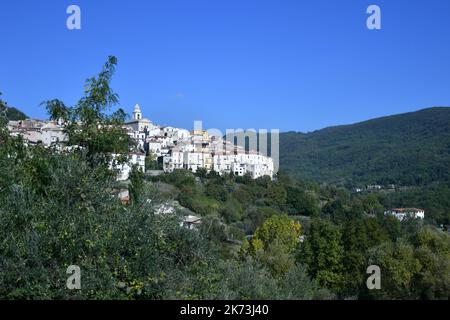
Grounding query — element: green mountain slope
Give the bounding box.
[280,107,450,186]
[5,106,27,121]
[0,94,26,121]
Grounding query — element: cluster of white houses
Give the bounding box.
[7,119,66,146]
[124,104,274,179]
[7,104,275,181]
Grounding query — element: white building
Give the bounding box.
[122,104,274,179]
[384,208,425,221]
[7,119,67,147]
[162,148,274,179]
[41,125,67,146]
[125,104,154,133]
[147,140,164,157]
[112,152,146,181]
[147,127,162,137]
[163,148,184,172]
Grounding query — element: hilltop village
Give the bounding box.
[7,104,275,181]
[6,104,427,222]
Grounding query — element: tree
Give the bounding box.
[300,219,344,292]
[0,60,224,300]
[382,215,402,241]
[412,227,450,299]
[366,239,421,299]
[233,186,255,206]
[220,198,243,223]
[340,216,387,297]
[241,215,301,277]
[243,206,279,234]
[195,167,208,180]
[217,257,281,300]
[199,215,228,243]
[235,172,253,185]
[205,182,228,202]
[322,199,348,223]
[129,164,145,204]
[161,169,195,189]
[252,215,302,252]
[265,184,287,208]
[43,56,130,168]
[361,194,384,216]
[0,92,8,141]
[0,92,7,123]
[286,186,319,216]
[281,264,335,300]
[145,152,161,170]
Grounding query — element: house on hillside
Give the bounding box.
[384,208,425,221]
[181,215,202,230]
[112,152,146,181]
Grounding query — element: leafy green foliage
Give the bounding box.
[205,182,229,202]
[286,186,319,216]
[5,107,27,121]
[43,56,130,167]
[220,197,243,223]
[240,215,302,277]
[300,219,344,291]
[244,215,301,254]
[151,160,450,299]
[129,164,145,204]
[265,184,287,208]
[145,153,158,170]
[340,217,389,296]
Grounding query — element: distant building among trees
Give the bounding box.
[384,208,425,221]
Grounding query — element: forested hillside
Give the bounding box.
[5,106,27,120]
[280,107,450,186]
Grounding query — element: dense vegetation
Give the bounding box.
[280,107,450,186]
[1,58,449,300]
[151,169,450,300]
[0,58,330,300]
[6,107,27,120]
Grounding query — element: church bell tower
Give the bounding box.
[133,104,142,121]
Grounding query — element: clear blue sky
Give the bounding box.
[1,0,450,132]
